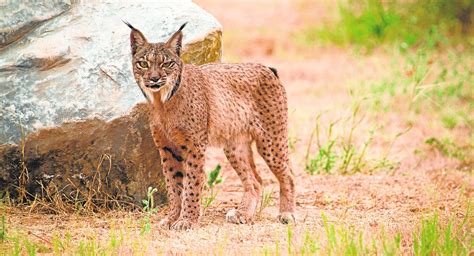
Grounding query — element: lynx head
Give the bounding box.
[124,21,187,103]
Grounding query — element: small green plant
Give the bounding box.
[321,213,337,254]
[0,213,6,242]
[305,106,400,175]
[413,209,472,256]
[425,137,470,165]
[52,234,64,255]
[306,141,337,175]
[275,238,280,256]
[12,235,21,256]
[206,164,223,189]
[382,232,401,256]
[23,239,37,256]
[441,114,458,129]
[258,187,274,216]
[305,114,338,175]
[262,246,271,256]
[202,164,223,214]
[414,214,440,256]
[287,224,294,255]
[301,230,319,255]
[142,187,158,214]
[318,212,404,255]
[107,226,123,254]
[77,239,99,256]
[141,187,158,234]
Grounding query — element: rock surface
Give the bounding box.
[0,0,222,143]
[0,1,73,50]
[0,104,165,210]
[0,0,222,207]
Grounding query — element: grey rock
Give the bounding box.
[0,0,222,144]
[0,0,222,207]
[0,1,73,49]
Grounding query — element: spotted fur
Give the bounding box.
[126,22,295,230]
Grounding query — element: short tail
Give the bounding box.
[268,67,279,78]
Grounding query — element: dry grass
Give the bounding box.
[1,0,473,255]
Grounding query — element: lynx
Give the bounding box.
[125,22,295,230]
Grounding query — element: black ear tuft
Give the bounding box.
[123,20,136,30]
[124,21,147,55]
[166,23,188,56]
[178,22,188,31]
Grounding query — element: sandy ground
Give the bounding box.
[4,0,473,254]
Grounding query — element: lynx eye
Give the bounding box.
[162,61,175,68]
[137,61,149,69]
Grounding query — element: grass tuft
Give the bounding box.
[413,209,472,256]
[258,187,274,217]
[304,104,404,175]
[0,213,6,242]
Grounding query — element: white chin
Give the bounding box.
[147,87,162,93]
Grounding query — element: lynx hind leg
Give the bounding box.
[256,136,296,224]
[248,143,263,197]
[224,142,262,224]
[254,78,296,223]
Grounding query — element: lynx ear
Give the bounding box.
[165,22,187,56]
[123,21,147,55]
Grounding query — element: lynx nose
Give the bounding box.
[150,77,160,83]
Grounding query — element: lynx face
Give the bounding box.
[125,22,187,102]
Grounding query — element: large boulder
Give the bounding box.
[0,0,222,209]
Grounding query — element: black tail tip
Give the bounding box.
[179,22,188,31]
[123,20,136,30]
[268,67,279,78]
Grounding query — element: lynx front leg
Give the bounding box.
[157,146,184,229]
[171,145,206,230]
[224,142,262,224]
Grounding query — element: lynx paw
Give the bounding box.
[278,212,296,224]
[158,217,174,229]
[226,208,253,224]
[170,218,195,231]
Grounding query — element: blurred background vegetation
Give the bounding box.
[293,0,474,170]
[300,0,473,51]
